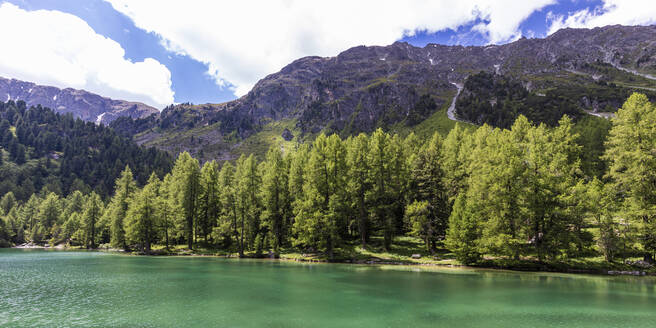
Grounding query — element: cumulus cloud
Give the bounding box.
[106,0,554,97]
[0,3,174,108]
[547,0,656,35]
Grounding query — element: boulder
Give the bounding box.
[281,128,294,141]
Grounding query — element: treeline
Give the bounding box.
[2,94,655,265]
[456,71,583,128]
[0,100,173,200]
[455,71,656,130]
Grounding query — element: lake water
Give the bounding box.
[1,249,655,327]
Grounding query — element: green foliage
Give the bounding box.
[260,147,291,254]
[106,166,137,249]
[82,192,104,249]
[0,100,172,201]
[456,71,582,128]
[3,93,656,272]
[169,152,200,249]
[125,173,160,252]
[604,93,656,261]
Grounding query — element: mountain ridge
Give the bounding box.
[87,25,656,158]
[0,76,159,124]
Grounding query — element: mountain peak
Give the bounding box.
[0,76,158,124]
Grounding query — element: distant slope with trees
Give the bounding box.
[2,94,655,274]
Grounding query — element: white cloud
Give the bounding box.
[106,0,554,97]
[0,3,174,109]
[547,0,656,35]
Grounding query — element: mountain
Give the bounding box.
[111,24,656,160]
[0,100,172,201]
[0,77,159,124]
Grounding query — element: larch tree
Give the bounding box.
[367,129,395,250]
[217,162,237,250]
[198,160,220,244]
[346,134,370,248]
[107,166,137,250]
[125,173,160,253]
[407,133,449,253]
[170,152,200,250]
[604,93,656,262]
[260,146,290,255]
[82,192,103,249]
[235,155,261,256]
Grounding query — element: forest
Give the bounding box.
[0,100,172,201]
[0,94,655,268]
[455,71,656,129]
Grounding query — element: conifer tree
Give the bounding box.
[82,192,103,249]
[198,161,220,243]
[235,155,261,256]
[346,134,370,247]
[367,129,395,250]
[260,146,290,254]
[126,173,160,252]
[218,162,237,249]
[170,152,200,249]
[293,134,346,258]
[604,93,656,262]
[107,166,137,250]
[157,174,176,251]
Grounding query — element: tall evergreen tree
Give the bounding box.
[235,155,261,256]
[170,152,200,249]
[125,173,160,252]
[217,162,237,250]
[107,166,137,250]
[407,133,449,253]
[604,93,656,262]
[82,192,103,249]
[198,161,220,243]
[346,134,370,247]
[367,129,395,250]
[260,147,290,254]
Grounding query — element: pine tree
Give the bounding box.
[107,166,137,250]
[367,129,395,250]
[445,193,481,264]
[37,193,61,240]
[170,152,200,249]
[346,134,370,247]
[158,174,176,251]
[260,146,290,254]
[235,155,261,256]
[217,162,237,250]
[198,161,220,244]
[125,173,160,252]
[293,134,346,258]
[82,192,103,249]
[0,192,16,216]
[407,133,449,252]
[604,93,656,262]
[442,124,472,202]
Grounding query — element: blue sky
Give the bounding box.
[0,0,653,108]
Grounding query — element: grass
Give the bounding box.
[230,119,301,160]
[108,235,656,276]
[389,91,476,139]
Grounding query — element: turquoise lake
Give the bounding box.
[1,248,655,327]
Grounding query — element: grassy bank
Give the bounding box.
[76,236,655,276]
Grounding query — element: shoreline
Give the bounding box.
[8,245,655,277]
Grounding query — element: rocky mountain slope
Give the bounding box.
[111,24,656,160]
[0,77,158,124]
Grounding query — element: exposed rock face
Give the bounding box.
[0,77,158,124]
[112,25,656,157]
[281,128,294,141]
